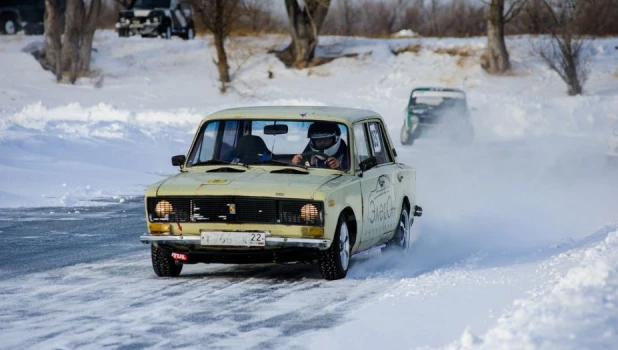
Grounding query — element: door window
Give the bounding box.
[353,123,371,170]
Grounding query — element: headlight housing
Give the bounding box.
[300,204,319,221]
[154,200,173,218]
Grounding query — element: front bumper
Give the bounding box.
[140,233,331,249]
[116,22,160,35]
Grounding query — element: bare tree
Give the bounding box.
[191,0,242,91]
[481,0,527,74]
[338,0,357,36]
[44,0,63,82]
[533,0,591,95]
[426,0,441,36]
[43,0,103,83]
[276,0,331,68]
[238,0,278,33]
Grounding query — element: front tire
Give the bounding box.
[161,24,172,39]
[151,244,182,277]
[183,26,195,40]
[318,214,351,280]
[401,123,414,146]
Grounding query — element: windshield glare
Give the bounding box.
[186,119,350,171]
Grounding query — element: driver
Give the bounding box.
[292,121,349,170]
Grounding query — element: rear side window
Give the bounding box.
[367,122,392,165]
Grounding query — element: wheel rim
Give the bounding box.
[167,26,171,38]
[5,20,16,34]
[398,209,411,253]
[188,28,194,39]
[339,222,350,270]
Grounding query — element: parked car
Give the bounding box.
[607,122,618,166]
[400,87,474,145]
[0,0,47,35]
[140,106,423,280]
[116,0,195,39]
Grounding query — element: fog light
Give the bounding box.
[149,223,171,234]
[155,200,173,218]
[302,227,324,237]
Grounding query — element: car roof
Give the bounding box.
[411,87,467,99]
[204,106,382,125]
[412,87,466,93]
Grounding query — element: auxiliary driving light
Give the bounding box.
[155,200,173,218]
[300,203,319,221]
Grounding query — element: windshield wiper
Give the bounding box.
[191,159,247,167]
[257,159,309,170]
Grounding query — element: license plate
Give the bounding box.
[200,231,266,247]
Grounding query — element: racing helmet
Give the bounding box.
[307,122,341,157]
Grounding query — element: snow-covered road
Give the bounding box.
[2,31,618,349]
[2,139,617,350]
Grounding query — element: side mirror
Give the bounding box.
[171,155,186,167]
[359,156,377,172]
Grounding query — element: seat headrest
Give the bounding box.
[235,135,269,154]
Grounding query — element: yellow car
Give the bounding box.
[140,106,423,280]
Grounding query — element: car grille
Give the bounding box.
[147,196,323,226]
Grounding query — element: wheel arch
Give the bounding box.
[402,196,411,214]
[340,206,358,249]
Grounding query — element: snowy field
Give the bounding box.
[1,30,618,349]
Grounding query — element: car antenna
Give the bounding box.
[270,121,277,156]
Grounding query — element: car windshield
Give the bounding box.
[132,0,170,9]
[186,119,350,171]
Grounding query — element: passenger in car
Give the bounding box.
[292,122,349,170]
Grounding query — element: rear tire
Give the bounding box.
[151,244,182,277]
[318,214,351,280]
[1,15,18,35]
[383,205,412,255]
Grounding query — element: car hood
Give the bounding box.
[154,168,341,199]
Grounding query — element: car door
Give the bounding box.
[355,121,399,249]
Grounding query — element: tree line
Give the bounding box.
[41,0,618,95]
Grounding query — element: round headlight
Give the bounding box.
[153,17,159,23]
[155,200,173,218]
[300,204,319,221]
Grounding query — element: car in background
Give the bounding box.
[140,106,423,280]
[116,0,195,39]
[0,0,47,35]
[400,87,474,146]
[607,122,618,166]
